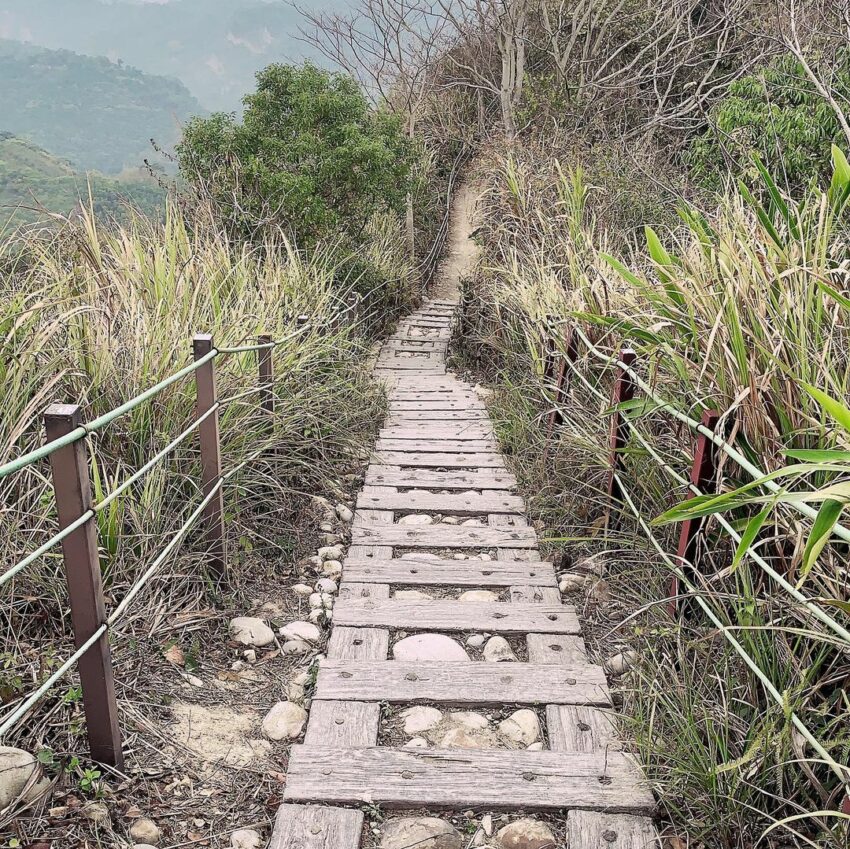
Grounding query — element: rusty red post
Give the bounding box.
[44,404,124,768]
[258,335,274,418]
[547,324,579,436]
[193,334,226,581]
[605,349,637,530]
[668,409,721,616]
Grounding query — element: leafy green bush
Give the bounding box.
[177,63,412,249]
[688,51,850,192]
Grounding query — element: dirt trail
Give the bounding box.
[430,181,484,301]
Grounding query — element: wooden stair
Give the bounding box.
[270,299,658,849]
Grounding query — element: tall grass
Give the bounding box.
[0,200,410,753]
[464,152,850,846]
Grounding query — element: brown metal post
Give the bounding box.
[547,324,579,436]
[668,409,721,616]
[605,349,637,529]
[542,315,558,386]
[258,335,274,418]
[193,334,226,580]
[44,405,124,768]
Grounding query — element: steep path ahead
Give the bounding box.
[271,190,659,848]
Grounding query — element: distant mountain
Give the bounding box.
[0,0,316,112]
[0,133,165,226]
[0,39,203,174]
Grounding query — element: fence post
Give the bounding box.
[193,334,226,581]
[547,324,578,436]
[542,315,558,386]
[258,335,274,418]
[44,404,124,768]
[605,348,637,530]
[347,293,360,328]
[669,409,721,616]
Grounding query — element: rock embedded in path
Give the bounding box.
[466,634,486,648]
[322,560,343,578]
[282,639,312,655]
[498,709,540,746]
[262,701,307,740]
[605,650,638,676]
[316,578,338,594]
[129,818,161,845]
[317,545,344,562]
[459,589,499,602]
[558,573,591,593]
[483,636,516,663]
[280,621,321,643]
[398,513,434,525]
[380,817,462,849]
[495,818,556,849]
[0,747,50,810]
[393,634,469,662]
[230,828,262,849]
[229,617,275,648]
[404,736,429,748]
[292,583,313,596]
[401,706,443,735]
[394,589,432,600]
[450,711,489,730]
[438,727,495,749]
[336,503,354,523]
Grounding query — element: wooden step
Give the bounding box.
[567,811,659,849]
[376,439,498,453]
[314,660,609,704]
[365,466,517,489]
[379,426,495,439]
[389,401,486,411]
[356,489,523,514]
[387,411,491,421]
[271,804,362,849]
[332,598,578,634]
[342,557,554,586]
[283,747,655,812]
[350,523,537,548]
[372,452,506,469]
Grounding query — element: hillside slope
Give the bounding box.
[0,39,203,173]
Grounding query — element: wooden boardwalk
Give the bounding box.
[272,301,658,848]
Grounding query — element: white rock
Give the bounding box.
[453,553,468,560]
[398,513,434,525]
[574,553,608,576]
[483,636,516,663]
[308,609,324,624]
[498,709,540,745]
[394,589,432,600]
[231,828,262,849]
[129,819,161,846]
[309,593,324,609]
[280,621,321,643]
[282,639,312,655]
[316,578,338,593]
[481,814,493,836]
[243,649,257,663]
[477,553,493,561]
[404,736,429,748]
[450,711,489,730]
[292,583,313,596]
[401,706,443,735]
[400,552,439,560]
[393,634,469,662]
[229,617,275,648]
[336,503,354,523]
[496,818,556,849]
[230,660,244,672]
[319,521,334,533]
[605,650,638,676]
[458,590,499,602]
[262,701,307,740]
[461,518,484,526]
[526,742,544,751]
[317,545,344,562]
[379,817,462,849]
[82,802,110,825]
[320,592,334,607]
[442,516,460,525]
[466,634,486,648]
[322,560,343,578]
[439,727,491,749]
[559,574,591,593]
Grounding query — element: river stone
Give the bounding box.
[394,589,432,600]
[400,552,439,560]
[401,706,443,734]
[292,583,313,596]
[282,638,312,655]
[0,747,49,809]
[404,736,429,748]
[380,817,462,849]
[336,503,354,523]
[317,545,344,561]
[398,513,434,525]
[393,634,469,662]
[280,621,321,643]
[461,518,484,526]
[231,828,262,849]
[316,578,338,593]
[496,818,556,849]
[466,634,486,648]
[498,709,540,745]
[262,701,307,740]
[458,590,499,602]
[483,636,516,662]
[322,560,343,578]
[605,650,638,676]
[438,727,493,749]
[129,818,161,845]
[558,573,591,593]
[450,711,489,730]
[229,617,275,648]
[442,516,460,525]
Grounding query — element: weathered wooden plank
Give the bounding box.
[566,811,659,849]
[389,401,486,411]
[350,523,537,548]
[376,439,498,453]
[333,598,578,633]
[510,586,562,603]
[527,633,588,664]
[546,705,618,753]
[315,660,609,705]
[376,361,448,371]
[365,466,517,489]
[326,627,389,660]
[270,804,363,849]
[379,426,495,439]
[356,490,523,515]
[386,411,491,422]
[283,747,655,812]
[372,451,506,469]
[304,700,380,747]
[338,582,390,601]
[342,557,555,586]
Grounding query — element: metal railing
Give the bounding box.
[0,296,361,767]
